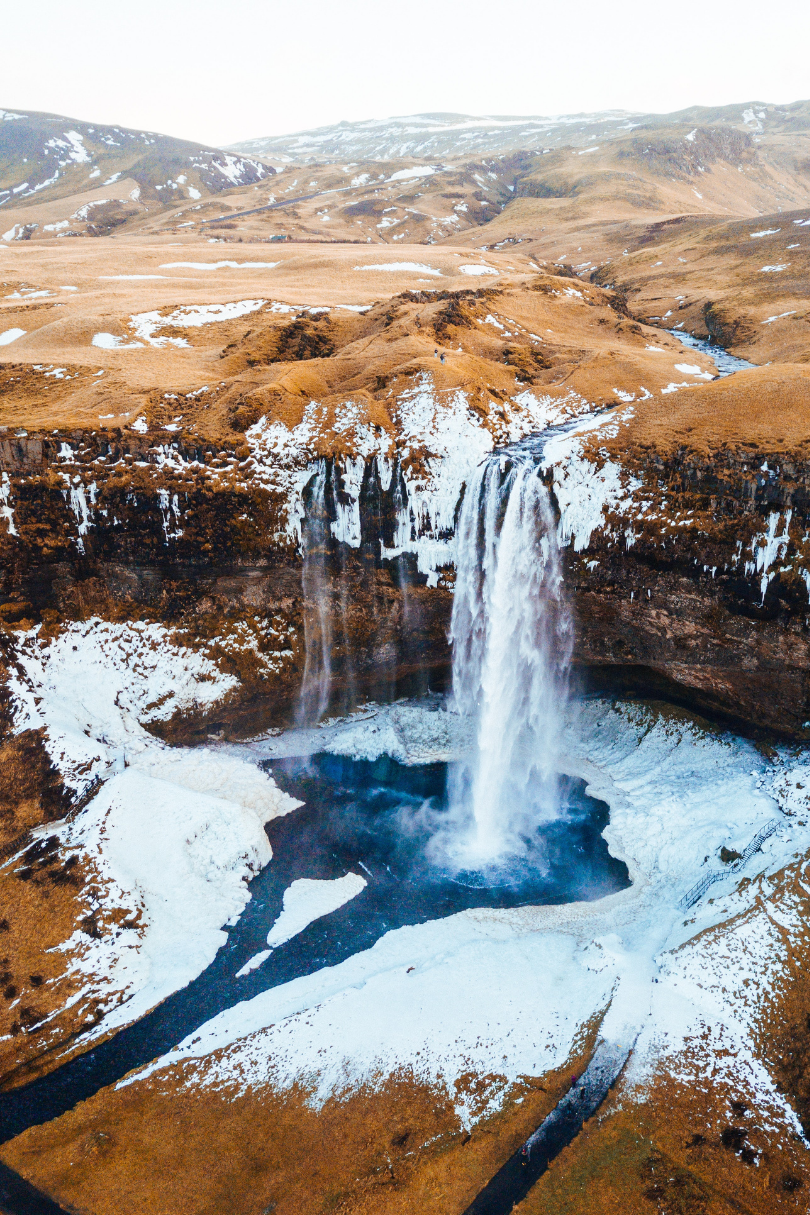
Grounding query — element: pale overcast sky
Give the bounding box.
[5,0,809,147]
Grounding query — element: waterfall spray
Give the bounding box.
[448,452,572,866]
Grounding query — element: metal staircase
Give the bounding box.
[678,818,782,910]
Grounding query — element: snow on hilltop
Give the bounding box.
[227,99,810,163]
[0,109,274,211]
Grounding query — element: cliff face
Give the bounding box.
[0,262,808,747]
[3,363,810,740]
[0,431,451,741]
[550,365,810,734]
[567,449,810,734]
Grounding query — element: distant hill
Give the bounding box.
[3,99,809,247]
[228,100,810,164]
[0,108,274,211]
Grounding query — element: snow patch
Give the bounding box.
[160,261,280,270]
[387,167,436,181]
[6,619,299,1039]
[674,362,713,379]
[0,472,18,536]
[0,327,26,345]
[91,332,144,350]
[354,262,442,275]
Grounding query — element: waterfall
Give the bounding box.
[447,452,572,866]
[296,461,333,725]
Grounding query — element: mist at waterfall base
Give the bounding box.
[267,753,628,929]
[268,448,624,912]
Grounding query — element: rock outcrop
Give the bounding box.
[559,366,810,734]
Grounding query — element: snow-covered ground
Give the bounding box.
[118,698,810,1144]
[4,619,299,1039]
[6,619,809,1142]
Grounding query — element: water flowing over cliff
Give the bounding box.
[296,462,336,725]
[447,452,572,867]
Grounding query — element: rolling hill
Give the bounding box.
[228,100,810,163]
[0,107,274,223]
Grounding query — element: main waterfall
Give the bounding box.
[447,451,572,867]
[294,448,573,874]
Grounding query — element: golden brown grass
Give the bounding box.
[604,364,810,459]
[0,1040,597,1215]
[0,241,719,443]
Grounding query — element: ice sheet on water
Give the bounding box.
[266,874,367,948]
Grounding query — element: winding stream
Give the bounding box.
[668,328,757,376]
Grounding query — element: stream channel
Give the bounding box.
[669,328,757,375]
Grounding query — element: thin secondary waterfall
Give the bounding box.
[448,452,572,866]
[296,461,333,725]
[296,460,361,725]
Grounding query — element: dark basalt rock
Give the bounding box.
[3,429,810,737]
[565,445,810,736]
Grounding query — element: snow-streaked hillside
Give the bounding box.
[229,110,643,163]
[0,108,274,210]
[228,99,810,164]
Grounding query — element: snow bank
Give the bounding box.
[57,765,285,1035]
[542,407,641,551]
[6,620,298,1038]
[126,908,613,1126]
[624,878,808,1143]
[10,619,238,791]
